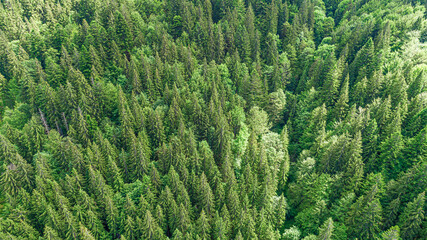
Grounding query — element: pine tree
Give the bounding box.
[155,205,167,234]
[266,89,286,124]
[227,187,241,221]
[302,104,327,152]
[127,130,151,180]
[242,212,258,240]
[278,126,290,193]
[170,229,183,240]
[0,134,33,196]
[212,212,227,240]
[384,197,401,230]
[196,210,210,239]
[0,163,20,196]
[176,203,191,234]
[407,70,425,100]
[363,118,379,173]
[147,108,166,149]
[333,74,349,120]
[317,218,334,240]
[212,116,232,165]
[79,223,96,240]
[168,96,184,132]
[235,230,244,240]
[399,192,425,240]
[342,131,364,191]
[349,38,376,85]
[379,131,403,179]
[142,210,164,240]
[43,225,62,240]
[245,63,265,107]
[257,209,277,240]
[348,183,383,239]
[355,198,383,239]
[105,195,119,238]
[114,11,132,50]
[295,200,326,236]
[402,125,427,168]
[275,194,288,229]
[198,172,215,216]
[282,226,301,240]
[106,156,124,191]
[322,59,340,107]
[380,226,400,240]
[352,76,368,106]
[384,106,402,139]
[267,0,279,35]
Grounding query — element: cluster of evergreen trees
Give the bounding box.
[0,0,426,239]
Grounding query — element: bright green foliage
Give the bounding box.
[384,196,401,230]
[266,89,286,124]
[317,217,334,240]
[349,38,376,85]
[399,192,425,240]
[301,104,327,152]
[196,210,210,240]
[0,0,425,239]
[347,182,384,239]
[247,106,270,136]
[283,226,301,240]
[333,74,349,120]
[380,226,400,240]
[379,132,404,179]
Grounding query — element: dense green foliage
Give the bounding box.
[0,0,426,239]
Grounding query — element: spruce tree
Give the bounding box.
[196,210,210,240]
[317,218,334,240]
[399,192,425,240]
[380,226,400,240]
[333,74,349,120]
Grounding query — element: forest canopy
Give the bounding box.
[0,0,426,239]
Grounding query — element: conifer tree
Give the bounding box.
[407,70,425,100]
[302,104,327,152]
[142,210,164,240]
[347,183,383,239]
[278,126,290,192]
[275,194,288,229]
[333,74,349,120]
[322,59,340,107]
[196,210,210,240]
[399,192,425,240]
[282,226,301,240]
[176,203,191,234]
[380,226,400,240]
[379,131,403,179]
[242,212,258,240]
[245,64,265,107]
[0,1,425,239]
[402,125,427,168]
[79,223,96,240]
[384,197,401,230]
[43,225,62,240]
[198,172,215,216]
[342,131,364,191]
[212,212,227,240]
[317,218,334,240]
[349,38,376,85]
